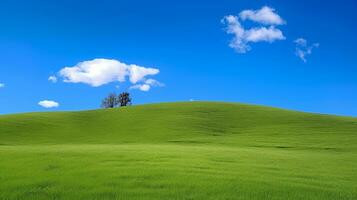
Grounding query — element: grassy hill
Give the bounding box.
[0,102,356,199]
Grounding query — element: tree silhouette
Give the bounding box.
[101,93,118,108]
[118,92,132,107]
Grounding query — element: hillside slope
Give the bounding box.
[1,102,356,148]
[0,102,356,199]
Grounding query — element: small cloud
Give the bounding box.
[222,6,286,53]
[189,99,195,102]
[38,100,59,108]
[294,38,319,62]
[239,6,285,25]
[115,85,120,89]
[0,83,5,88]
[58,58,160,87]
[130,79,164,92]
[294,38,307,46]
[48,75,57,83]
[130,84,151,91]
[145,79,164,87]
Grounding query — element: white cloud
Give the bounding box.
[130,78,164,92]
[294,38,307,46]
[222,11,286,53]
[223,15,250,53]
[239,6,285,25]
[145,78,164,87]
[38,100,59,108]
[58,58,160,87]
[128,65,159,84]
[0,83,5,88]
[48,75,57,83]
[245,26,285,42]
[294,38,319,62]
[59,59,128,87]
[130,84,151,91]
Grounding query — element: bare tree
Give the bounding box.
[101,93,118,108]
[118,92,131,107]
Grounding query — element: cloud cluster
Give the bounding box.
[38,100,59,108]
[0,83,4,88]
[222,6,286,53]
[57,58,162,91]
[294,38,319,62]
[130,78,164,92]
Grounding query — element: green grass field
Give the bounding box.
[0,102,356,199]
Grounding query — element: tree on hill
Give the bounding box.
[101,92,132,108]
[101,93,118,108]
[118,92,131,107]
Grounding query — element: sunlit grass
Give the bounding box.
[0,102,356,199]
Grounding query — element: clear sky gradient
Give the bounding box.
[0,0,356,116]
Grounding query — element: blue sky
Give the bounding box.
[0,0,356,116]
